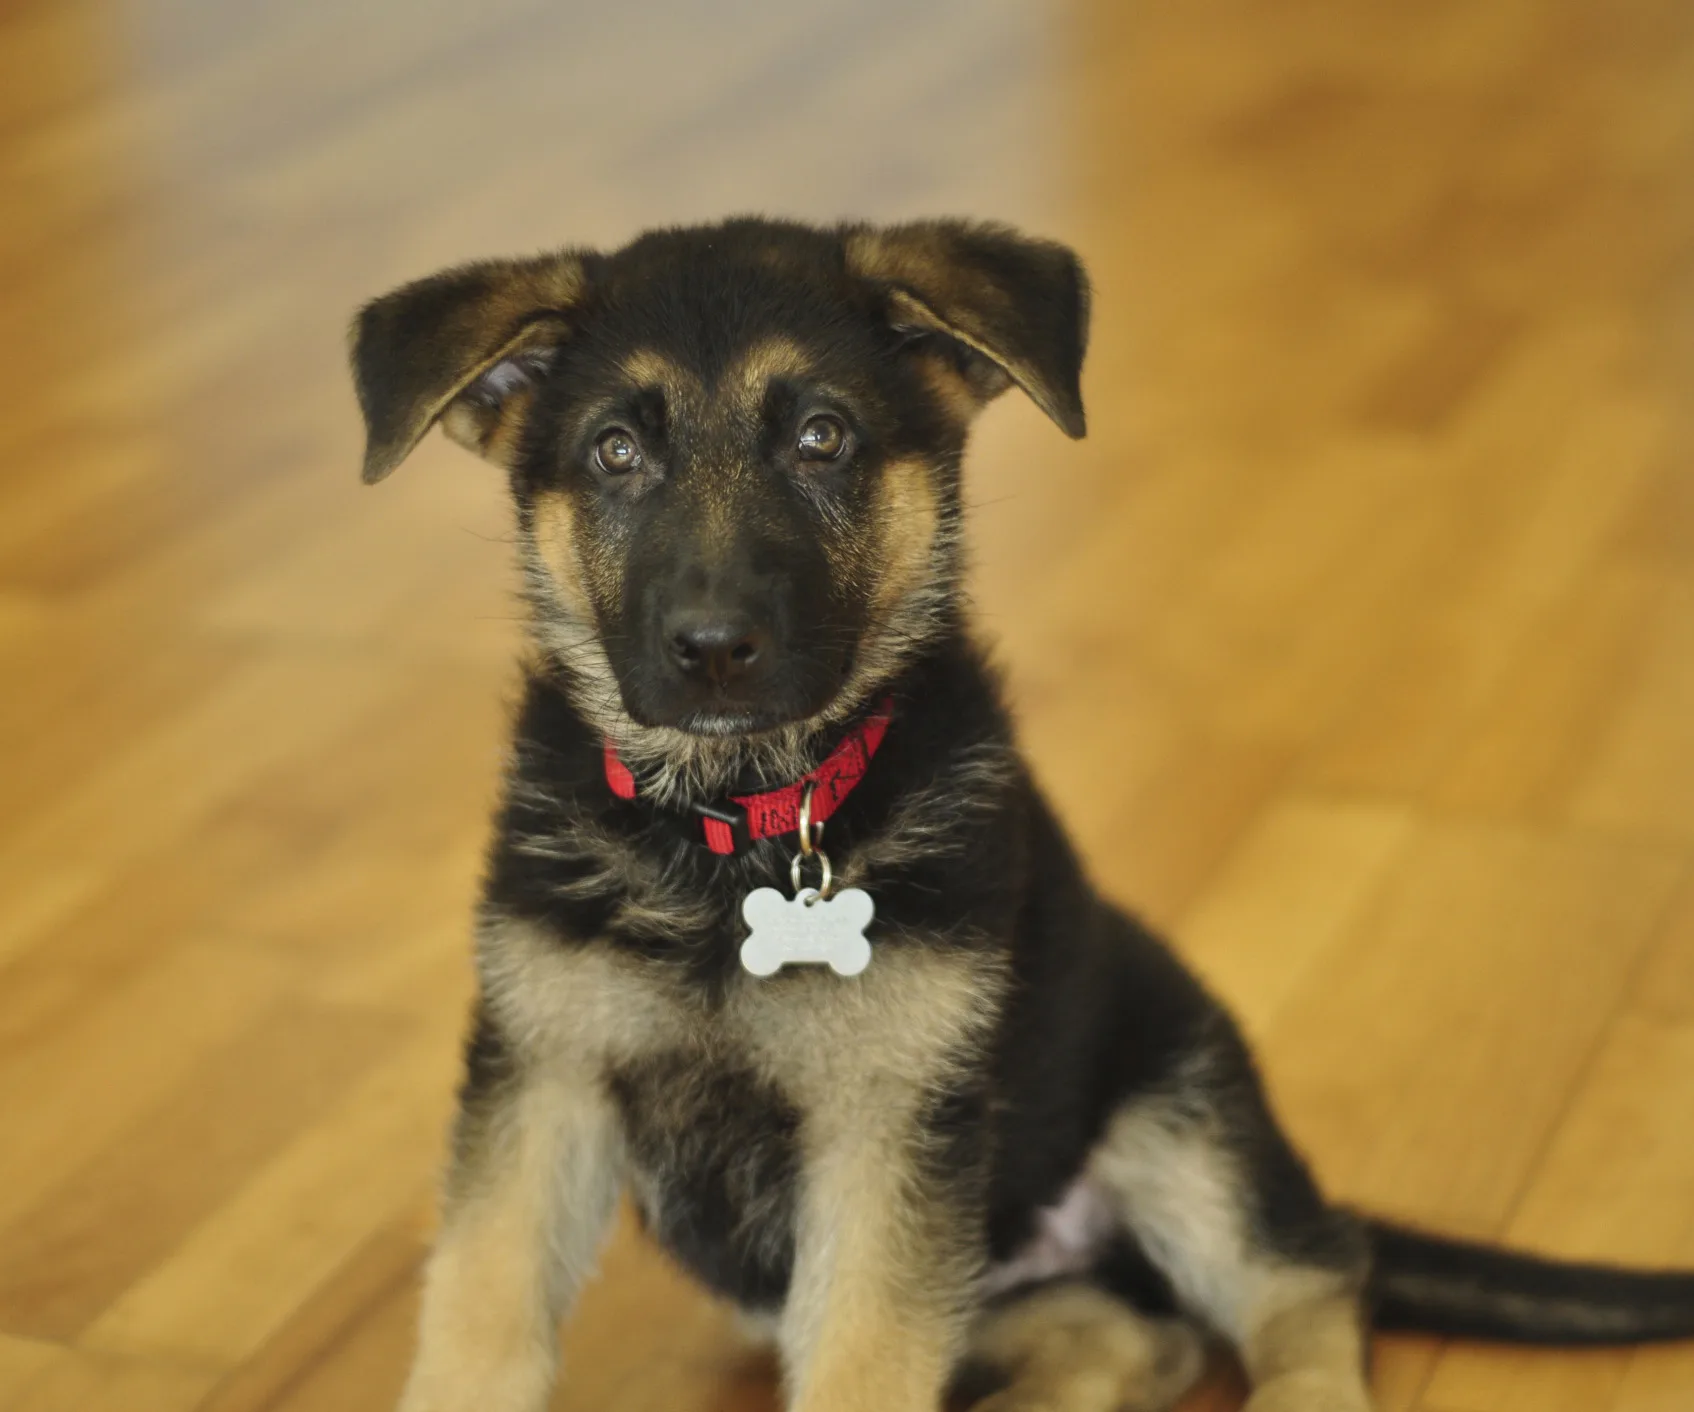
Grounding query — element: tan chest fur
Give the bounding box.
[477,914,1005,1126]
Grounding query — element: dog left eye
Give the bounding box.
[796,415,847,462]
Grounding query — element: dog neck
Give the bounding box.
[602,709,873,811]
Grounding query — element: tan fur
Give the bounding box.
[470,260,588,329]
[521,607,625,735]
[479,915,1003,1110]
[518,491,630,744]
[403,922,690,1412]
[968,1284,1206,1412]
[769,952,1002,1412]
[620,347,702,396]
[399,1072,623,1412]
[1241,1293,1370,1412]
[780,1117,965,1412]
[844,228,1010,329]
[1089,1086,1370,1411]
[1091,1086,1325,1342]
[527,492,593,622]
[869,456,941,623]
[476,916,699,1068]
[915,349,995,425]
[597,716,839,809]
[438,386,536,466]
[737,944,1004,1115]
[843,225,1074,432]
[725,336,815,401]
[826,454,954,719]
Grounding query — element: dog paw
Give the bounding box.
[1140,1319,1207,1406]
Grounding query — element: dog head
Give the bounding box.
[351,218,1087,764]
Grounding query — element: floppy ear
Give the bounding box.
[843,219,1090,437]
[348,251,590,483]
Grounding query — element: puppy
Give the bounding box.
[350,217,1694,1412]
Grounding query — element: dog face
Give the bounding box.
[351,219,1088,740]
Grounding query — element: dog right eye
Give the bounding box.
[594,428,643,475]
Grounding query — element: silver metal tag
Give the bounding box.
[740,886,874,977]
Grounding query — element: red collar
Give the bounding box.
[603,699,893,856]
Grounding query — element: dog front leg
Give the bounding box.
[779,1103,984,1412]
[398,1035,624,1412]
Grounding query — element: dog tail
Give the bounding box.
[1366,1218,1694,1344]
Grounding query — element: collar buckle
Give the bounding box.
[692,798,751,856]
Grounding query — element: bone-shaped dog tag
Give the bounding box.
[740,887,874,977]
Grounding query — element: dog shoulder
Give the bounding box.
[474,909,702,1071]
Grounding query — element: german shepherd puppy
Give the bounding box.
[351,218,1694,1412]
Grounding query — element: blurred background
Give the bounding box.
[3,1,1693,1409]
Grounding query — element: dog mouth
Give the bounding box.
[653,683,836,738]
[671,707,766,737]
[623,642,859,739]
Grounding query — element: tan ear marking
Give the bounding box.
[843,220,1090,439]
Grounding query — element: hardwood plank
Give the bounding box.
[1175,797,1413,1038]
[0,998,403,1339]
[79,1033,459,1368]
[1631,878,1694,1022]
[1258,822,1684,1229]
[0,940,300,1230]
[4,1341,215,1412]
[194,1213,426,1412]
[1567,577,1694,844]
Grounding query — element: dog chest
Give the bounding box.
[608,1049,803,1310]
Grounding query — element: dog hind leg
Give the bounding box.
[1086,1035,1374,1412]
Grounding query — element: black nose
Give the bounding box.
[665,611,769,687]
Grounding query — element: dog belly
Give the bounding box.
[611,1053,802,1310]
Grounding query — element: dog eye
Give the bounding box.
[796,414,847,462]
[594,428,643,475]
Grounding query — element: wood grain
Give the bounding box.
[1,1,1690,1409]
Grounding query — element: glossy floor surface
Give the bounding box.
[2,2,1693,1409]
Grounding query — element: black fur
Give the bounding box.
[1367,1219,1694,1344]
[611,1051,801,1309]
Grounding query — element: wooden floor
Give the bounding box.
[2,1,1692,1408]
